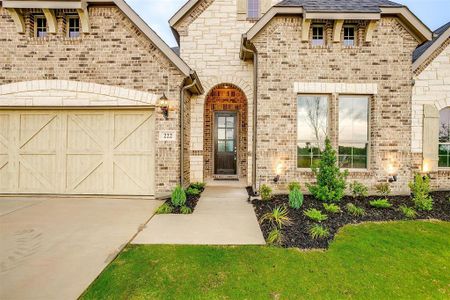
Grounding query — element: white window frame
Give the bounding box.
[34,15,47,38]
[312,25,325,46]
[297,94,330,169]
[67,15,81,38]
[438,107,450,169]
[343,25,356,47]
[338,95,370,170]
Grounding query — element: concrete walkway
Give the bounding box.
[132,185,265,245]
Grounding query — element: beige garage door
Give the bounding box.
[0,109,155,196]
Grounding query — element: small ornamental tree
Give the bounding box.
[308,138,348,202]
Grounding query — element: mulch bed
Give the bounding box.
[253,191,450,249]
[161,187,205,214]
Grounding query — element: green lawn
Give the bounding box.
[82,221,450,300]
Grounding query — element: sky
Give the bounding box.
[126,0,450,47]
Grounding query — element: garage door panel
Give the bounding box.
[18,156,58,192]
[19,113,59,152]
[67,114,107,152]
[0,109,155,196]
[113,112,154,151]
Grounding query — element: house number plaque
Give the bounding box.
[159,131,176,142]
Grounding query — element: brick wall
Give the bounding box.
[0,6,187,195]
[251,16,419,194]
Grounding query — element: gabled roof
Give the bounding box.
[413,22,450,69]
[276,0,403,12]
[169,0,201,27]
[243,2,432,44]
[1,0,203,94]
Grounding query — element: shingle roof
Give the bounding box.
[275,0,403,13]
[413,22,450,62]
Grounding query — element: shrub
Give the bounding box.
[288,187,304,209]
[308,138,348,203]
[186,187,201,196]
[260,184,273,201]
[304,208,328,222]
[180,206,192,214]
[171,185,187,207]
[260,206,292,229]
[346,203,365,216]
[369,199,392,209]
[349,181,368,198]
[267,228,283,245]
[375,183,391,197]
[309,225,330,240]
[288,181,301,192]
[156,203,173,214]
[399,205,418,219]
[190,182,206,191]
[409,174,433,211]
[323,203,341,214]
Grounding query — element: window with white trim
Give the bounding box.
[343,25,356,46]
[67,16,80,38]
[247,0,260,19]
[312,25,325,46]
[35,16,47,38]
[297,95,329,168]
[338,96,369,169]
[439,107,450,168]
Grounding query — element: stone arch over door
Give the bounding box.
[203,83,248,179]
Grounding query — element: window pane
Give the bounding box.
[226,141,234,152]
[353,156,367,169]
[226,129,234,139]
[439,107,450,143]
[439,144,450,168]
[339,96,368,142]
[338,143,368,169]
[218,117,226,127]
[226,117,234,127]
[218,129,225,139]
[297,96,328,142]
[247,0,260,18]
[217,141,225,152]
[298,156,311,168]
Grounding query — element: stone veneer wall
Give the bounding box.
[0,6,187,195]
[251,16,419,194]
[412,38,450,190]
[175,0,279,183]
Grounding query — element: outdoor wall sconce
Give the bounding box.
[158,93,169,120]
[387,163,398,183]
[274,162,283,183]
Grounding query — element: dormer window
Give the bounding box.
[35,16,47,38]
[312,25,325,46]
[247,0,260,19]
[343,25,356,46]
[67,16,80,38]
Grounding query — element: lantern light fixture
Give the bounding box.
[158,93,169,120]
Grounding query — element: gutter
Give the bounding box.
[240,34,258,195]
[180,71,202,188]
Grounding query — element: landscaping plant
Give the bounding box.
[375,183,391,197]
[180,206,192,214]
[288,187,304,209]
[156,203,173,214]
[190,182,206,191]
[260,206,292,228]
[171,185,187,207]
[288,181,301,192]
[308,138,348,203]
[399,205,418,219]
[267,228,283,245]
[409,174,433,211]
[309,224,330,239]
[349,181,368,198]
[369,199,393,209]
[304,208,328,222]
[323,203,341,214]
[346,203,366,216]
[260,184,273,201]
[185,187,201,196]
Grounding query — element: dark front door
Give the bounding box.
[214,112,237,175]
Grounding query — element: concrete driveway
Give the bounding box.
[0,196,160,300]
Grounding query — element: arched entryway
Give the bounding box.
[204,84,248,180]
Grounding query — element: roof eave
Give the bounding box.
[413,26,450,72]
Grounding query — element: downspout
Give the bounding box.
[241,38,258,195]
[180,76,198,188]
